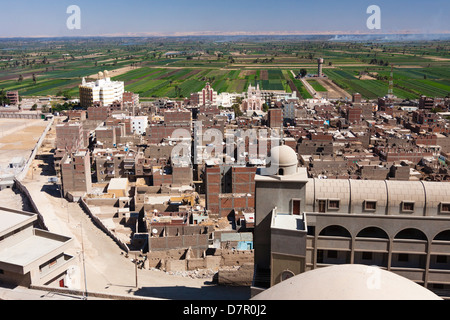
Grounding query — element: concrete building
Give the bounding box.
[252,145,450,298]
[191,83,217,106]
[79,73,125,108]
[0,207,76,288]
[131,116,148,135]
[107,178,129,198]
[419,96,435,110]
[252,264,441,300]
[6,91,19,105]
[123,91,140,108]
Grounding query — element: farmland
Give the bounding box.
[0,36,449,103]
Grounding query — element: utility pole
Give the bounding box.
[81,221,88,300]
[130,250,142,288]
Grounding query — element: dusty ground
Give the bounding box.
[316,78,352,100]
[89,66,140,78]
[0,118,48,175]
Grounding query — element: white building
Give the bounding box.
[79,71,125,108]
[216,92,243,108]
[111,114,148,135]
[131,116,148,135]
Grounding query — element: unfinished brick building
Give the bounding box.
[205,165,256,220]
[268,108,283,129]
[61,149,92,198]
[87,106,111,121]
[55,123,85,153]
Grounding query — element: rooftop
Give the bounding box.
[0,230,71,270]
[0,208,36,237]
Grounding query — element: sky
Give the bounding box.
[0,0,449,37]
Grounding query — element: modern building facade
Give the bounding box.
[0,207,76,288]
[79,74,125,108]
[252,145,450,298]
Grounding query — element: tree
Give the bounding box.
[18,74,23,82]
[0,90,10,106]
[299,69,307,78]
[232,103,243,117]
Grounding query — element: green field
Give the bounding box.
[0,37,448,102]
[307,80,327,92]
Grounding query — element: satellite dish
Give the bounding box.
[152,229,158,234]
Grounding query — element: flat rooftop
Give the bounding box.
[0,208,36,237]
[271,213,306,232]
[0,232,66,268]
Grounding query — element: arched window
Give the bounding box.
[319,225,351,238]
[356,226,389,239]
[394,228,427,241]
[433,230,450,241]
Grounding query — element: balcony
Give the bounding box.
[316,236,352,251]
[354,238,389,252]
[392,239,427,254]
[390,267,425,283]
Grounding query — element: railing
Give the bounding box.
[354,238,389,252]
[392,239,428,254]
[316,236,352,250]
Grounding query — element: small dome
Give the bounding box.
[271,145,298,168]
[252,264,441,300]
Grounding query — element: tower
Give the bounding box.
[318,58,324,77]
[387,64,395,99]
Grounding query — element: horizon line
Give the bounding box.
[1,30,450,39]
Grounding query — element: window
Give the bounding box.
[440,203,450,214]
[398,254,409,262]
[436,255,448,264]
[281,270,295,282]
[328,199,340,210]
[362,252,373,260]
[318,200,326,213]
[402,202,415,213]
[327,250,338,259]
[292,199,301,215]
[364,200,377,211]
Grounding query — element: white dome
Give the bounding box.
[271,145,298,168]
[252,265,441,300]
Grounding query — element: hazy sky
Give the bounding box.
[0,0,449,37]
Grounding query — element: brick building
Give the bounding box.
[61,149,92,197]
[6,91,19,105]
[55,123,85,153]
[268,109,283,129]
